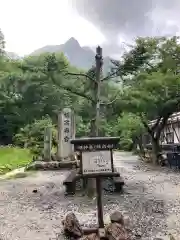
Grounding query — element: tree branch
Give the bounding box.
[100,95,119,105]
[49,73,95,103]
[58,84,95,102]
[100,88,122,105]
[65,72,96,83]
[101,69,121,82]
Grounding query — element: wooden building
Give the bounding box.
[147,112,180,144]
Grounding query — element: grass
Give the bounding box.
[0,146,33,175]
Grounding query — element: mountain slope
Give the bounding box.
[31,37,112,73]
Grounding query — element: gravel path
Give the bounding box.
[0,152,180,239]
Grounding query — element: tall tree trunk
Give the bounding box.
[151,136,160,165]
[86,46,102,197]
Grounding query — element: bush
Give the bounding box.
[14,116,57,155]
[119,137,133,151]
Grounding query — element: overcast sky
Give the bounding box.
[0,0,105,56]
[1,0,180,56]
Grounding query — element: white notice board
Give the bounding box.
[82,151,112,175]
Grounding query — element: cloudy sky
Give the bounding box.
[1,0,180,56]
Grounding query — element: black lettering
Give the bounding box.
[64,119,70,125]
[64,128,70,133]
[64,136,69,142]
[64,112,70,118]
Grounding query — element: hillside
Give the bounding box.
[30,37,112,73]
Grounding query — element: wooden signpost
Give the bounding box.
[70,136,120,237]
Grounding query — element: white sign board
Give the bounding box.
[82,151,112,175]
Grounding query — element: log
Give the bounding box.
[105,222,130,240]
[62,212,83,238]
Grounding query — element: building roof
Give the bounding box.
[149,112,180,126]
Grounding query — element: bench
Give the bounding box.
[63,168,124,195]
[63,169,80,195]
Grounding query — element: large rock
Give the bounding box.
[110,211,124,225]
[62,212,83,238]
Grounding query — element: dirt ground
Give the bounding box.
[0,152,180,239]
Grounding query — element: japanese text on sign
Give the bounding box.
[82,151,112,175]
[75,143,115,151]
[63,109,71,143]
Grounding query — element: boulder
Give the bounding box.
[62,212,83,238]
[110,211,124,225]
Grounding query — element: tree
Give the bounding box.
[116,112,145,151]
[113,36,180,164]
[37,48,122,195]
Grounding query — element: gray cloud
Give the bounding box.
[69,0,180,56]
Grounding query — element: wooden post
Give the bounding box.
[95,46,104,230]
[95,45,102,137]
[87,46,103,197]
[44,127,52,161]
[96,177,104,228]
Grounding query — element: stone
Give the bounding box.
[37,155,43,161]
[26,161,76,171]
[62,212,83,238]
[123,215,130,227]
[110,211,124,225]
[43,127,52,161]
[105,222,130,240]
[26,161,46,171]
[57,108,75,160]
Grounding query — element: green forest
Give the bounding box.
[1,28,180,171]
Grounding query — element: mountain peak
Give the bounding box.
[29,38,111,73]
[65,37,80,48]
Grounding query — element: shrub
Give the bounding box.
[14,116,57,155]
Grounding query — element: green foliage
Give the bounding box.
[76,116,90,137]
[14,117,57,155]
[116,113,144,150]
[0,146,32,174]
